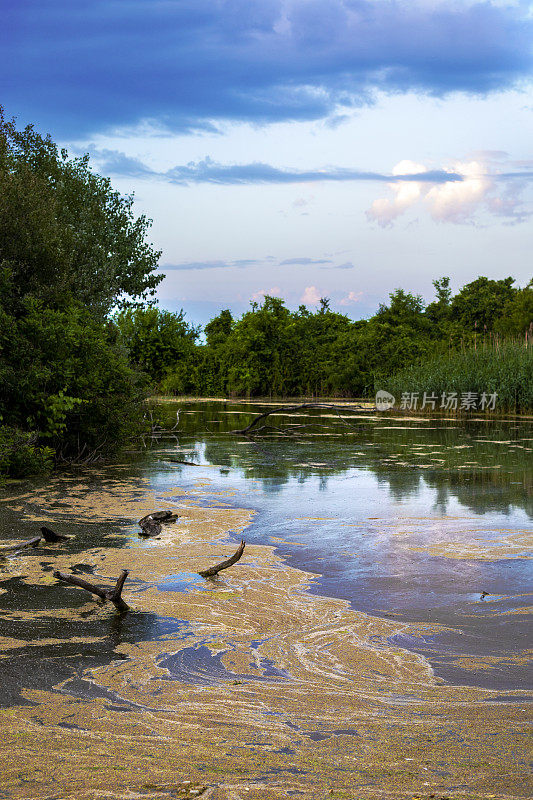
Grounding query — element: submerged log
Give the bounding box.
[0,536,42,556]
[138,519,162,537]
[198,540,246,578]
[40,526,70,543]
[138,510,178,537]
[53,569,130,612]
[139,510,177,524]
[231,402,375,436]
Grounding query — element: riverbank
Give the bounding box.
[0,465,530,799]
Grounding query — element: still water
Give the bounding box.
[152,400,532,691]
[0,400,531,702]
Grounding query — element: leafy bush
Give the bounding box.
[0,426,54,479]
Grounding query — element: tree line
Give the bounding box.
[115,276,533,400]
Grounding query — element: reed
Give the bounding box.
[382,331,533,414]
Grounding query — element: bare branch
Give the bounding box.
[53,569,130,612]
[231,403,374,435]
[0,536,42,556]
[198,540,246,578]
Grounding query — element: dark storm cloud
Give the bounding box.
[2,1,532,136]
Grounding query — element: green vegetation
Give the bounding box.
[383,337,533,414]
[1,111,531,480]
[124,277,532,412]
[0,109,162,478]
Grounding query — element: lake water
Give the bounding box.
[150,400,532,691]
[0,399,531,705]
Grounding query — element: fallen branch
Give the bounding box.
[198,540,245,578]
[0,536,42,556]
[231,402,374,435]
[165,458,200,466]
[53,569,130,612]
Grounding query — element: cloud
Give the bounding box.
[292,197,312,208]
[82,148,157,179]
[251,287,282,301]
[4,1,532,136]
[162,259,260,271]
[367,157,532,226]
[300,286,322,306]
[280,257,332,265]
[89,149,464,186]
[340,290,364,306]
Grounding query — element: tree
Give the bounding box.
[495,280,533,336]
[115,307,200,382]
[205,309,234,348]
[450,276,516,331]
[0,107,162,314]
[0,111,164,475]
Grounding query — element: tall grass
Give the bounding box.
[382,334,533,414]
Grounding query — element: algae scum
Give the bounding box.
[0,401,531,799]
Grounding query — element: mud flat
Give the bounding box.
[0,470,531,800]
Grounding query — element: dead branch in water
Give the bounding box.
[0,536,42,557]
[0,527,72,557]
[198,540,246,578]
[53,569,130,612]
[230,402,375,436]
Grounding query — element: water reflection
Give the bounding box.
[150,400,532,688]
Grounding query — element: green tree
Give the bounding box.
[0,107,162,314]
[204,309,234,348]
[450,276,517,331]
[0,112,163,475]
[115,307,200,385]
[495,280,533,336]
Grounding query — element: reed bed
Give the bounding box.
[382,335,533,414]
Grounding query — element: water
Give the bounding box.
[151,400,532,690]
[1,399,531,699]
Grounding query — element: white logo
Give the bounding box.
[375,390,395,411]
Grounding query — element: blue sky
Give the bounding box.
[4,0,533,325]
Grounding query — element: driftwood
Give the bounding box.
[40,526,70,543]
[198,540,245,578]
[56,439,108,466]
[165,458,199,466]
[231,402,374,436]
[53,569,130,612]
[138,519,162,537]
[0,536,42,556]
[0,527,71,557]
[138,510,178,537]
[139,510,178,524]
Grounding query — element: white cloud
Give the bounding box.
[251,286,282,301]
[426,161,491,222]
[366,160,428,226]
[366,157,531,226]
[300,286,322,305]
[340,290,364,306]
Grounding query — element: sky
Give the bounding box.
[3,0,533,326]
